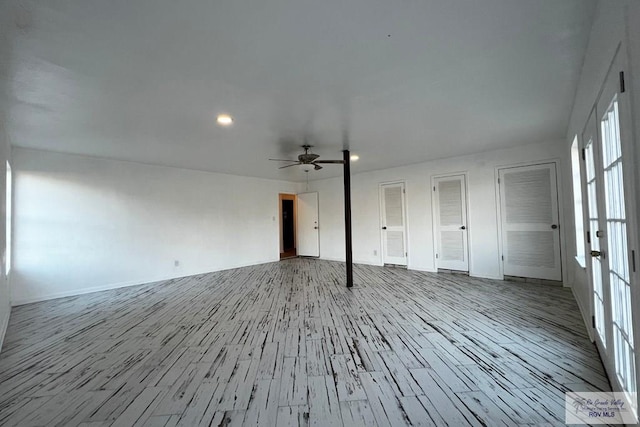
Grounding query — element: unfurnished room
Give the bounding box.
[0,1,639,426]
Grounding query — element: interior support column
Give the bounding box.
[343,150,353,288]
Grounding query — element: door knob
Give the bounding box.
[460,226,466,230]
[551,224,558,229]
[590,250,602,257]
[382,226,387,230]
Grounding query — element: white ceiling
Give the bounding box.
[0,0,596,181]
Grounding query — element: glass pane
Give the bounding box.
[585,141,607,346]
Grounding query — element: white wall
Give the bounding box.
[564,0,640,336]
[0,0,13,350]
[11,147,299,305]
[310,140,568,281]
[0,123,11,349]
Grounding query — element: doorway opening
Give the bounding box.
[279,194,297,259]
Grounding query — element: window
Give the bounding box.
[570,136,585,267]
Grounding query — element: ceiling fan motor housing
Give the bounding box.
[298,153,320,163]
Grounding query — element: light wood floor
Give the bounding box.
[0,259,609,426]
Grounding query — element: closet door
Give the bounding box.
[433,175,468,271]
[499,163,561,281]
[380,182,408,266]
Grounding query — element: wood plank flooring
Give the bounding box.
[0,259,610,426]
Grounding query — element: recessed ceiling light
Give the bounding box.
[216,114,233,126]
[350,154,359,161]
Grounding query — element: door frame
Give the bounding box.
[430,172,470,272]
[378,180,409,266]
[279,193,297,257]
[494,158,567,282]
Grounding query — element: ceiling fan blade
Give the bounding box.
[269,158,297,162]
[278,163,302,169]
[314,160,345,164]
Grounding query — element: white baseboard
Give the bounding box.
[572,286,594,342]
[0,309,10,352]
[318,256,345,263]
[354,260,384,267]
[408,266,437,273]
[11,258,279,306]
[469,273,503,280]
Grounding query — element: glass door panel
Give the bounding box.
[584,139,607,347]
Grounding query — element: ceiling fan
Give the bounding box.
[269,145,344,171]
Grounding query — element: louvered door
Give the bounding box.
[499,163,562,281]
[433,175,468,271]
[380,182,408,266]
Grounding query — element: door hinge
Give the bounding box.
[403,188,406,194]
[405,252,408,257]
[501,255,504,261]
[581,148,586,161]
[592,315,596,328]
[620,71,626,93]
[436,253,439,259]
[632,250,636,273]
[433,186,436,192]
[586,231,591,244]
[497,178,500,184]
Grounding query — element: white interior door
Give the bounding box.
[433,175,469,271]
[297,192,319,257]
[499,163,562,281]
[584,49,637,410]
[380,182,408,266]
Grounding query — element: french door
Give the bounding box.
[583,109,608,348]
[583,48,637,413]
